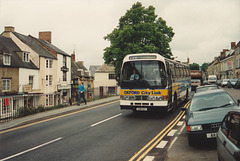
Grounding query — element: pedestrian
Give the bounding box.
[69,97,72,106]
[78,80,87,106]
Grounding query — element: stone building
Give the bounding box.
[207,41,240,79]
[71,52,94,102]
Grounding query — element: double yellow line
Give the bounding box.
[129,100,191,161]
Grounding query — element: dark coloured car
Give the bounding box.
[217,106,240,161]
[233,78,240,89]
[195,84,219,93]
[182,89,238,146]
[227,79,238,88]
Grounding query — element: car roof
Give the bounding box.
[196,84,217,89]
[194,89,225,97]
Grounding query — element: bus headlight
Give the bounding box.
[129,96,135,100]
[148,96,155,101]
[149,96,161,101]
[121,96,135,100]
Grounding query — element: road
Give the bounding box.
[0,99,183,161]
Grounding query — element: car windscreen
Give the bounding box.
[120,60,167,89]
[190,91,236,112]
[209,77,216,80]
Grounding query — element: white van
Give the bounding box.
[208,75,217,84]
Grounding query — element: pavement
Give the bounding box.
[165,126,218,161]
[0,96,120,132]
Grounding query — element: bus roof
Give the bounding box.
[123,53,189,67]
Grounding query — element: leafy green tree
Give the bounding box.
[103,2,174,76]
[189,63,200,70]
[201,63,209,72]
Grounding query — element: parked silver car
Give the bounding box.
[221,79,229,87]
[217,104,240,161]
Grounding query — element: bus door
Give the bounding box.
[166,62,172,105]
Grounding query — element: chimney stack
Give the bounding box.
[231,42,236,49]
[71,51,76,62]
[5,26,15,32]
[39,31,51,44]
[220,51,225,58]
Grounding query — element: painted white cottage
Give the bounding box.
[94,64,119,97]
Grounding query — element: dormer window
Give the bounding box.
[23,52,29,62]
[77,69,83,75]
[3,53,11,65]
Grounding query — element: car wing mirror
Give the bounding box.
[237,99,240,106]
[234,150,240,160]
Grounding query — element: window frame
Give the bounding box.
[2,79,11,92]
[63,72,67,81]
[49,75,53,86]
[29,76,34,86]
[108,73,115,80]
[3,53,11,65]
[23,52,30,62]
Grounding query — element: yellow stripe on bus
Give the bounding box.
[120,89,168,96]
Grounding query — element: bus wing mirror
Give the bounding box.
[181,107,187,111]
[116,72,121,85]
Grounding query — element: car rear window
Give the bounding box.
[190,92,235,111]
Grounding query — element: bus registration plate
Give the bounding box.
[136,107,147,111]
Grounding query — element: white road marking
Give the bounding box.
[182,115,185,119]
[143,156,155,161]
[90,113,122,127]
[167,129,177,136]
[178,123,186,134]
[156,140,168,149]
[168,137,177,150]
[177,121,183,126]
[0,137,62,161]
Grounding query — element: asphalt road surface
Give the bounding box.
[0,100,183,161]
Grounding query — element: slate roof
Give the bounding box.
[0,35,38,69]
[34,38,70,57]
[96,64,115,73]
[13,32,57,59]
[71,61,92,79]
[89,65,101,76]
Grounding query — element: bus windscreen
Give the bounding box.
[121,60,167,89]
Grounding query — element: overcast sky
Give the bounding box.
[0,0,239,69]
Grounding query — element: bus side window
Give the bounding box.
[183,66,187,78]
[177,65,181,78]
[180,65,183,78]
[174,64,178,78]
[170,64,175,78]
